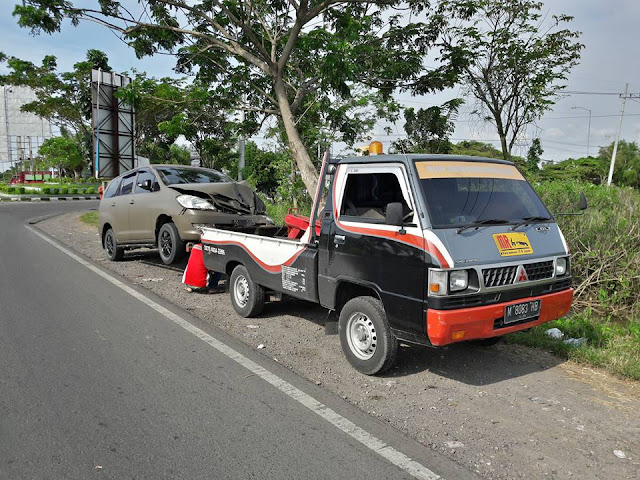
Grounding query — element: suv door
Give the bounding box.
[110,171,137,242]
[324,163,425,336]
[128,168,162,242]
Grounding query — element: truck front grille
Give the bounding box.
[483,266,518,288]
[483,260,555,288]
[524,260,554,281]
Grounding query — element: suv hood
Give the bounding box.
[168,181,265,215]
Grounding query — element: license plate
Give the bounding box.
[504,299,541,324]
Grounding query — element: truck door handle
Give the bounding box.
[129,199,135,205]
[334,235,345,245]
[111,202,116,207]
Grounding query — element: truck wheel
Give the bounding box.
[339,296,398,375]
[158,222,185,265]
[104,228,124,261]
[230,265,265,318]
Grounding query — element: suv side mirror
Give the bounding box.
[139,179,153,191]
[580,191,587,210]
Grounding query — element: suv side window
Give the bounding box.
[135,169,159,194]
[119,172,137,196]
[103,178,122,199]
[340,172,410,223]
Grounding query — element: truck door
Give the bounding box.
[321,163,426,336]
[110,171,137,242]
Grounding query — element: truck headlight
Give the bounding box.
[556,257,568,276]
[176,194,217,211]
[429,270,448,296]
[449,270,469,292]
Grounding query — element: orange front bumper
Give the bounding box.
[427,288,573,346]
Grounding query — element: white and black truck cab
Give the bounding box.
[201,154,574,375]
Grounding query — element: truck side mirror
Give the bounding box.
[580,191,587,210]
[386,202,406,234]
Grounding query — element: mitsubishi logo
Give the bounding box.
[515,265,529,283]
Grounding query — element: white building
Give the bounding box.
[0,85,53,172]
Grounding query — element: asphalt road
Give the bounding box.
[0,202,474,480]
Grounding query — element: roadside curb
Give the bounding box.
[0,195,100,202]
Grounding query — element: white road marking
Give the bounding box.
[26,225,441,480]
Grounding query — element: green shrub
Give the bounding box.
[42,187,51,194]
[60,187,69,195]
[18,187,26,194]
[7,186,16,194]
[86,187,97,195]
[77,177,85,183]
[534,181,640,319]
[70,188,78,194]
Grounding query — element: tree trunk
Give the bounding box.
[273,78,319,197]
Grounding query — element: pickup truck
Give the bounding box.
[201,154,574,375]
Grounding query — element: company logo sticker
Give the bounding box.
[492,232,534,257]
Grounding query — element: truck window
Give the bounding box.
[119,172,137,196]
[340,172,410,222]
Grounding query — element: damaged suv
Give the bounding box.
[98,165,273,264]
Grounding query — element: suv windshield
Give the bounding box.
[416,161,551,228]
[156,166,232,185]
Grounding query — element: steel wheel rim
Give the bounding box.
[234,275,250,308]
[346,312,377,360]
[106,234,114,256]
[160,230,172,257]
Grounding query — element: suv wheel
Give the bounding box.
[104,228,124,261]
[158,222,185,265]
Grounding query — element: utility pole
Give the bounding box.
[571,106,591,157]
[608,84,640,186]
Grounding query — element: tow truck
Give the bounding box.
[200,151,576,374]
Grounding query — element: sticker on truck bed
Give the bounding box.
[493,232,534,256]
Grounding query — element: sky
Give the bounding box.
[1,0,639,163]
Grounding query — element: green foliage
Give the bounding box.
[69,188,78,194]
[442,0,583,159]
[526,138,543,172]
[60,187,68,195]
[392,100,463,154]
[42,186,50,194]
[597,140,640,188]
[535,180,640,318]
[39,136,85,176]
[507,312,640,380]
[79,211,99,227]
[450,141,505,159]
[539,156,606,184]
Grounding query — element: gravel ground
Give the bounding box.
[39,212,639,479]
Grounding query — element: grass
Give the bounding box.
[506,312,640,380]
[79,211,99,228]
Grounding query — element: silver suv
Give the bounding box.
[98,165,272,264]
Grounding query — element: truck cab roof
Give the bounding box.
[332,154,514,167]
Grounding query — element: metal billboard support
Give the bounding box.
[91,69,135,179]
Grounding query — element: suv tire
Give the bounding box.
[104,228,124,261]
[158,222,185,265]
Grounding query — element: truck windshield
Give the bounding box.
[418,175,551,229]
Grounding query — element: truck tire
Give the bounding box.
[230,265,265,318]
[339,296,398,375]
[104,228,124,261]
[158,222,185,265]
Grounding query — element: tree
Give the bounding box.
[38,136,85,178]
[526,137,543,171]
[392,99,462,154]
[597,140,640,188]
[14,1,464,196]
[442,0,583,160]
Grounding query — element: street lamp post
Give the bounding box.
[571,106,592,157]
